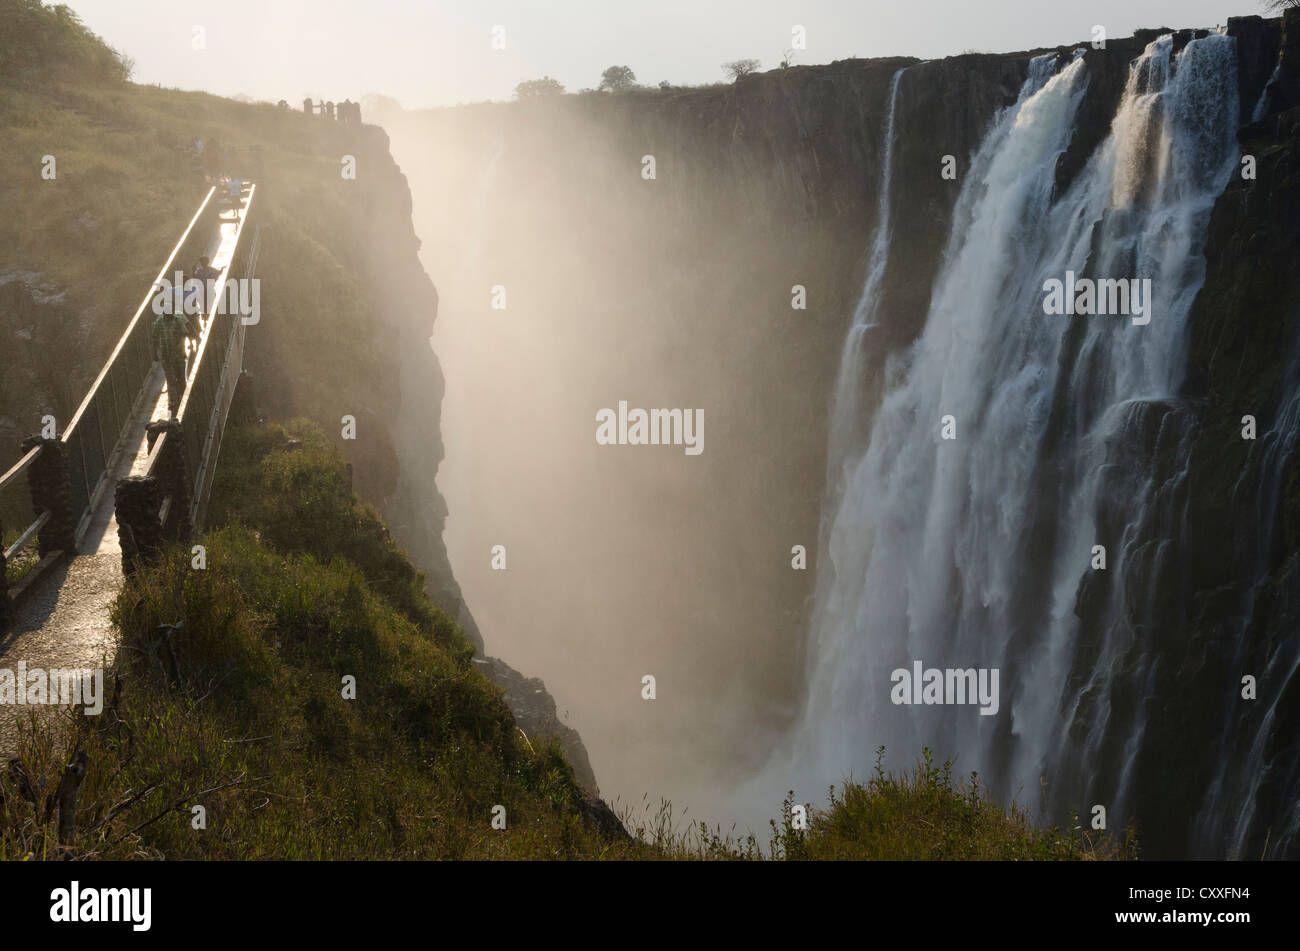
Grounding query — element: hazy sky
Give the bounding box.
[69,0,1262,109]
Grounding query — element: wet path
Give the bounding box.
[0,372,168,757]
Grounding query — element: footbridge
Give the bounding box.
[0,183,263,751]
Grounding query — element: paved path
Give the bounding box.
[0,373,167,757]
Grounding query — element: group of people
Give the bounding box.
[191,137,225,183]
[301,98,361,122]
[151,256,221,415]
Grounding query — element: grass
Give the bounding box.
[3,421,634,859]
[770,748,1137,860]
[1,525,41,589]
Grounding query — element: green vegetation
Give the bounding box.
[597,65,637,92]
[1,527,39,589]
[513,77,565,99]
[769,748,1136,860]
[0,1,133,86]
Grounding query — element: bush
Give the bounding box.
[514,77,565,99]
[722,58,761,82]
[597,65,637,92]
[0,0,133,85]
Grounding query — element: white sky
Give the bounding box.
[66,0,1263,109]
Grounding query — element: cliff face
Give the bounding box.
[334,128,600,790]
[1144,16,1300,856]
[335,126,470,644]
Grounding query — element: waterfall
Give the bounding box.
[790,32,1244,852]
[1252,62,1281,122]
[823,67,905,487]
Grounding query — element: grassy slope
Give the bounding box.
[5,420,630,859]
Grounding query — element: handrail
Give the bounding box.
[191,221,260,531]
[1,439,47,579]
[4,510,50,562]
[59,187,221,548]
[4,182,263,612]
[0,445,41,493]
[145,183,259,535]
[63,188,216,442]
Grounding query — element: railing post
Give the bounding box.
[113,476,162,575]
[147,419,192,543]
[21,436,77,557]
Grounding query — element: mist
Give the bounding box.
[374,93,857,828]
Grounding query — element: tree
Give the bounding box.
[514,76,565,99]
[1261,0,1300,10]
[598,65,637,92]
[723,58,761,81]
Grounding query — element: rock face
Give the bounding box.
[341,126,477,650]
[473,655,600,795]
[1151,18,1300,856]
[298,126,612,795]
[1035,11,1300,860]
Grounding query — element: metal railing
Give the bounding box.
[60,187,219,548]
[0,446,44,564]
[2,183,262,615]
[143,183,260,535]
[2,189,217,572]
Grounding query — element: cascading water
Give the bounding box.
[1192,318,1300,854]
[785,32,1249,855]
[1252,63,1281,122]
[822,66,906,500]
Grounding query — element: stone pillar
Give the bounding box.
[146,419,192,543]
[21,435,76,557]
[114,476,162,575]
[303,97,313,114]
